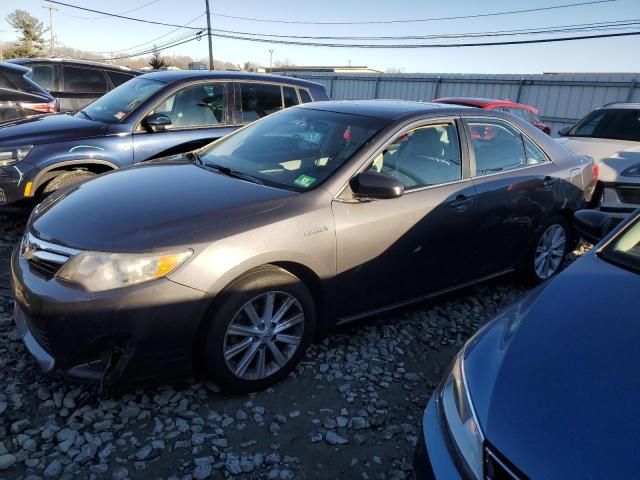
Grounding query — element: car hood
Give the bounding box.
[465,253,640,479]
[30,161,297,251]
[0,113,107,146]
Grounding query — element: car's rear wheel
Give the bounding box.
[203,267,315,393]
[519,216,569,284]
[42,170,96,194]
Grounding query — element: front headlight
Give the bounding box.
[56,250,192,292]
[621,163,640,177]
[0,145,33,167]
[441,352,485,480]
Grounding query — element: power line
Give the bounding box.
[213,0,615,25]
[45,0,205,30]
[211,19,640,41]
[91,13,205,53]
[209,30,640,48]
[57,0,162,20]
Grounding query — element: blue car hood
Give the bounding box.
[465,253,640,479]
[0,113,107,146]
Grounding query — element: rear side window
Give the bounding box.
[63,66,108,93]
[299,89,313,103]
[27,65,54,91]
[466,119,526,176]
[283,86,299,108]
[238,83,282,122]
[524,137,548,165]
[107,71,135,87]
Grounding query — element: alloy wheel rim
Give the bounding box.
[534,224,566,280]
[223,291,305,381]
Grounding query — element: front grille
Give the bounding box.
[23,313,52,353]
[21,233,80,280]
[485,446,525,480]
[28,257,62,279]
[616,186,640,205]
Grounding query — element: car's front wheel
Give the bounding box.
[520,216,570,284]
[203,267,315,393]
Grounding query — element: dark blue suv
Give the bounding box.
[0,71,328,206]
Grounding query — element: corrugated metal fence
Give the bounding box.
[283,72,640,135]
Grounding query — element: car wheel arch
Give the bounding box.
[32,159,118,196]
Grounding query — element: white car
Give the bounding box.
[557,103,640,219]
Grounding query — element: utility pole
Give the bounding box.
[42,5,58,55]
[205,0,214,70]
[268,49,273,73]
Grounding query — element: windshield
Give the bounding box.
[568,109,640,142]
[198,107,386,191]
[600,216,640,274]
[77,77,166,124]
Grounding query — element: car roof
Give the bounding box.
[7,57,141,73]
[296,99,471,120]
[138,70,324,89]
[600,102,640,110]
[434,97,539,113]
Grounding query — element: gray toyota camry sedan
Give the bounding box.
[11,100,596,392]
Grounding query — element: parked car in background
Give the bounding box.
[433,97,551,135]
[11,100,594,391]
[0,62,56,123]
[557,103,640,219]
[413,207,640,480]
[0,71,328,207]
[7,58,141,113]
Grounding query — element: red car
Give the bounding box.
[432,97,551,135]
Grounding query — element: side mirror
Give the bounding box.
[350,171,404,200]
[557,126,571,137]
[142,113,172,132]
[573,209,613,244]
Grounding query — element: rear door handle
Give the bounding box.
[449,194,472,212]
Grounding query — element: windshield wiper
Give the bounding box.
[78,110,93,121]
[205,163,264,185]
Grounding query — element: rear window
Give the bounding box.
[569,109,640,142]
[107,71,136,87]
[63,66,108,93]
[299,89,313,103]
[238,83,283,122]
[27,65,54,91]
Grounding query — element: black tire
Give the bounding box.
[518,215,570,285]
[42,170,96,194]
[203,266,316,393]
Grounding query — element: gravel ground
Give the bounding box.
[0,213,591,480]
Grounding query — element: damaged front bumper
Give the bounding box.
[10,246,213,385]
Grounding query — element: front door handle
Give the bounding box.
[449,194,472,212]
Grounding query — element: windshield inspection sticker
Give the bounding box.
[294,174,316,188]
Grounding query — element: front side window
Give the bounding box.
[601,217,640,274]
[466,119,526,176]
[79,77,166,124]
[368,123,462,190]
[63,66,107,93]
[569,109,640,142]
[239,83,283,122]
[199,108,385,191]
[27,65,54,91]
[154,83,227,128]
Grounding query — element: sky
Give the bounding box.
[1,0,639,73]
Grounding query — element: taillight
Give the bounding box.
[18,101,57,113]
[591,164,599,183]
